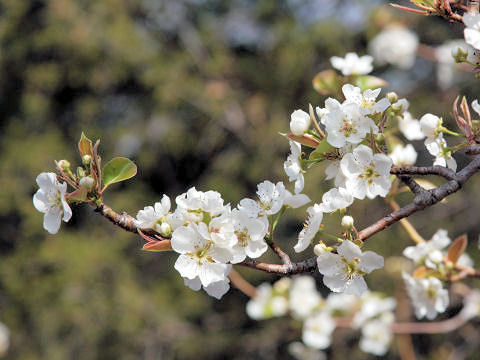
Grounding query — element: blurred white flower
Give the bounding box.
[330,52,373,76]
[398,111,425,141]
[389,144,417,166]
[317,240,384,296]
[302,311,336,349]
[435,40,476,89]
[460,290,480,320]
[402,273,449,320]
[289,276,322,319]
[246,283,289,320]
[353,292,396,327]
[463,12,480,50]
[33,172,72,234]
[369,26,419,69]
[325,293,359,315]
[359,316,393,356]
[403,229,451,269]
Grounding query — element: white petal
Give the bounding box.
[317,253,344,277]
[197,262,229,287]
[171,226,198,254]
[174,255,199,279]
[358,251,384,273]
[44,210,62,234]
[33,190,48,213]
[204,280,230,299]
[184,277,202,291]
[344,276,368,296]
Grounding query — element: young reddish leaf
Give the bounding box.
[286,133,321,148]
[78,132,93,157]
[447,234,468,264]
[413,266,437,278]
[312,70,341,96]
[66,187,88,202]
[142,240,172,252]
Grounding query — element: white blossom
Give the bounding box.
[33,172,72,234]
[402,273,449,320]
[230,208,268,262]
[398,111,425,141]
[325,293,359,315]
[295,204,323,253]
[323,102,379,148]
[284,189,311,209]
[184,265,232,299]
[302,311,336,350]
[318,187,353,213]
[289,276,323,319]
[359,316,393,356]
[317,240,384,296]
[284,140,305,194]
[463,12,480,50]
[134,195,172,234]
[403,229,451,269]
[325,160,347,188]
[171,223,232,287]
[432,138,457,171]
[290,109,311,136]
[175,187,225,223]
[330,52,373,76]
[256,180,287,215]
[369,26,419,69]
[389,144,418,166]
[340,145,392,200]
[420,113,443,153]
[316,98,341,124]
[342,84,391,115]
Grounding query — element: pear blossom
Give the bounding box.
[340,145,392,200]
[318,187,353,213]
[175,187,225,223]
[342,84,391,115]
[324,160,347,188]
[246,283,289,320]
[289,276,323,319]
[134,195,173,235]
[302,311,336,350]
[33,172,72,234]
[353,292,396,327]
[389,144,418,166]
[290,110,311,136]
[230,208,268,262]
[330,52,373,76]
[420,113,444,154]
[403,229,451,269]
[284,141,305,194]
[171,222,232,287]
[463,12,480,50]
[359,316,393,356]
[341,215,354,229]
[323,102,379,148]
[369,26,419,69]
[295,204,323,253]
[184,265,232,299]
[402,273,449,320]
[317,240,384,296]
[398,111,425,141]
[435,40,476,89]
[288,342,326,360]
[316,98,341,124]
[460,290,480,320]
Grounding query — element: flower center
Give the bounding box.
[235,229,250,247]
[359,163,380,184]
[341,120,357,138]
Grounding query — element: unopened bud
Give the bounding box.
[57,160,71,170]
[82,154,92,166]
[76,167,85,178]
[155,222,172,237]
[452,46,468,63]
[375,133,385,144]
[341,215,354,230]
[314,243,328,256]
[79,176,95,191]
[386,92,398,104]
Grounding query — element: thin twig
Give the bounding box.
[228,269,257,298]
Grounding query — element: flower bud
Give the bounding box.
[155,222,172,238]
[290,109,311,136]
[79,176,95,191]
[386,92,398,104]
[313,243,328,256]
[76,167,86,178]
[57,160,71,171]
[341,215,354,230]
[82,155,92,166]
[452,46,468,63]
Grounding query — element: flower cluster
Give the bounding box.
[247,276,397,356]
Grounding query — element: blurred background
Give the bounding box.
[2,0,480,358]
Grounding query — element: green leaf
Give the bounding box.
[312,70,341,96]
[78,132,93,157]
[102,157,137,190]
[308,139,335,162]
[355,75,388,92]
